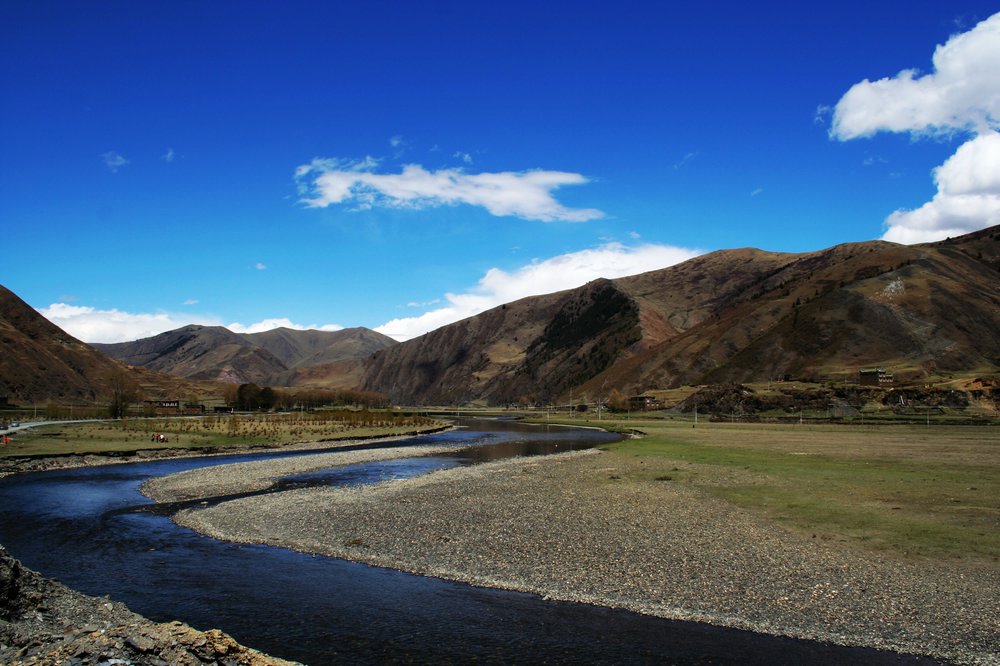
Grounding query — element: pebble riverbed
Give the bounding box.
[145,448,999,665]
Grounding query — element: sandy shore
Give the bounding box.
[147,448,999,665]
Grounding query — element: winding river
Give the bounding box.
[0,420,935,664]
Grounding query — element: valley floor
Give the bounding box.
[152,446,999,665]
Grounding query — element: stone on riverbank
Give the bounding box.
[0,546,298,666]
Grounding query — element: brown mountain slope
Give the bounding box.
[363,279,644,405]
[245,327,397,368]
[93,325,289,385]
[592,230,1000,396]
[0,286,208,405]
[94,325,397,387]
[361,226,1000,405]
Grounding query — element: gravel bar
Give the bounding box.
[143,443,460,502]
[150,448,999,665]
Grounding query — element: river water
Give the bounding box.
[0,420,936,664]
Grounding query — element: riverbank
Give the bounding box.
[157,447,999,665]
[0,546,299,665]
[0,431,457,664]
[0,425,453,478]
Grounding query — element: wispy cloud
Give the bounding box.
[750,187,764,197]
[673,151,699,170]
[813,104,833,125]
[406,299,441,308]
[453,151,473,164]
[375,242,702,341]
[183,298,199,305]
[162,148,175,162]
[295,158,604,222]
[254,262,267,270]
[831,11,1000,243]
[101,151,129,173]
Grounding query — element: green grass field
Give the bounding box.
[1,411,447,458]
[595,420,999,563]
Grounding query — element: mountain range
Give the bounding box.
[92,325,397,388]
[3,225,998,407]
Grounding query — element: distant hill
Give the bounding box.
[93,325,397,387]
[361,226,1000,405]
[245,327,397,368]
[0,286,207,405]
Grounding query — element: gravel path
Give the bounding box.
[150,449,999,665]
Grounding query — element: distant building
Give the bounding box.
[628,395,663,411]
[858,368,894,386]
[143,399,204,416]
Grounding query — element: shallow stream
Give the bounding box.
[0,419,936,664]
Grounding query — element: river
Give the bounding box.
[0,419,936,664]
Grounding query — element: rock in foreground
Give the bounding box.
[0,546,297,666]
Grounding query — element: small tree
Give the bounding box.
[236,383,262,411]
[222,383,239,408]
[106,368,139,419]
[259,386,277,411]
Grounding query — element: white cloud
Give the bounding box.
[183,298,199,305]
[38,302,345,343]
[389,135,404,148]
[227,318,343,334]
[453,151,473,164]
[101,151,129,173]
[883,131,1000,243]
[39,303,216,344]
[831,13,1000,139]
[375,242,702,341]
[295,159,604,222]
[254,262,267,270]
[162,148,175,163]
[750,188,763,197]
[831,12,1000,243]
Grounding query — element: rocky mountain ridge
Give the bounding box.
[362,226,1000,405]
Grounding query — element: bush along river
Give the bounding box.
[0,419,940,665]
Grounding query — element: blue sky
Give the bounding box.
[3,2,999,342]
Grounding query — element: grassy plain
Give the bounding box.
[544,416,999,563]
[1,411,446,458]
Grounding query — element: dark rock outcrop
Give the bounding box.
[0,546,298,665]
